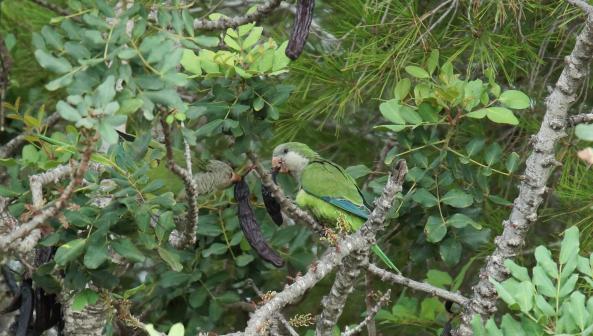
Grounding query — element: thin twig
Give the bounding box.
[193,0,282,30]
[160,119,199,248]
[367,264,468,306]
[247,279,299,336]
[0,112,60,158]
[341,289,391,336]
[567,112,593,127]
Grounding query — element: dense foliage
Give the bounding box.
[2,1,593,335]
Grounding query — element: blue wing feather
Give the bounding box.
[320,196,369,219]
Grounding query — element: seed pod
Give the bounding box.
[261,170,283,225]
[235,179,284,268]
[286,0,315,60]
[15,279,33,336]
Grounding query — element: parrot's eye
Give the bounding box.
[283,148,288,154]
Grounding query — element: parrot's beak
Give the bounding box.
[271,156,289,173]
[230,172,242,183]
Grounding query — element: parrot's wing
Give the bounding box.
[301,160,370,219]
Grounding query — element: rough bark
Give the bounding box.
[454,11,593,336]
[62,293,110,336]
[316,251,368,335]
[193,0,282,30]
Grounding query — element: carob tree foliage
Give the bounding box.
[3,1,593,336]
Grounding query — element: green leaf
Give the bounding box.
[243,26,263,49]
[224,34,241,51]
[393,78,411,100]
[535,294,555,316]
[499,90,530,109]
[55,239,86,265]
[94,76,116,107]
[168,323,185,336]
[181,49,202,75]
[569,291,588,330]
[533,266,556,298]
[514,281,534,313]
[98,121,119,145]
[535,246,559,279]
[412,188,438,207]
[490,278,517,308]
[4,33,16,51]
[485,319,503,336]
[84,242,109,269]
[189,288,208,308]
[400,106,423,125]
[426,49,439,74]
[118,98,144,115]
[426,269,452,288]
[560,226,580,265]
[505,152,520,173]
[559,274,578,298]
[439,238,462,265]
[466,139,485,157]
[504,259,530,282]
[464,79,484,111]
[236,254,255,267]
[158,247,183,272]
[500,315,525,336]
[202,243,228,257]
[195,119,223,137]
[485,107,519,125]
[193,36,219,48]
[441,189,473,208]
[471,315,486,336]
[448,213,480,229]
[112,238,145,263]
[405,65,430,78]
[575,124,593,141]
[425,216,447,243]
[34,49,72,74]
[345,164,372,179]
[374,124,406,132]
[466,109,487,119]
[71,289,99,311]
[379,99,405,124]
[56,101,81,122]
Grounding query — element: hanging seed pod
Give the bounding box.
[285,0,315,60]
[15,279,33,336]
[235,178,284,268]
[261,170,283,225]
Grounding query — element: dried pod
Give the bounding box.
[261,170,283,225]
[285,0,315,60]
[235,179,284,268]
[15,279,33,336]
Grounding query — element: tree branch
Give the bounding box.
[316,251,369,335]
[192,0,282,30]
[243,160,407,335]
[0,112,60,159]
[246,151,325,236]
[367,264,468,306]
[0,133,97,255]
[160,120,199,248]
[568,0,593,15]
[567,112,593,127]
[454,10,593,336]
[341,289,391,336]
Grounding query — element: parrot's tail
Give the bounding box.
[371,244,400,274]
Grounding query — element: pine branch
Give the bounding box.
[243,160,407,335]
[454,9,593,336]
[367,264,468,306]
[341,289,391,336]
[193,0,282,30]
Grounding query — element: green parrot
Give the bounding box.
[271,142,399,272]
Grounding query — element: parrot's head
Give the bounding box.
[271,142,319,177]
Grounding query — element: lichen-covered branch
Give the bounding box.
[0,112,60,159]
[316,251,369,335]
[62,294,110,336]
[247,151,325,235]
[160,120,198,248]
[0,133,97,255]
[243,160,407,335]
[454,8,593,335]
[368,264,468,306]
[246,279,299,336]
[567,112,593,126]
[193,0,282,30]
[341,289,391,336]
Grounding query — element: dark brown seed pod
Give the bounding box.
[235,179,284,268]
[15,279,33,336]
[285,0,315,60]
[261,170,283,225]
